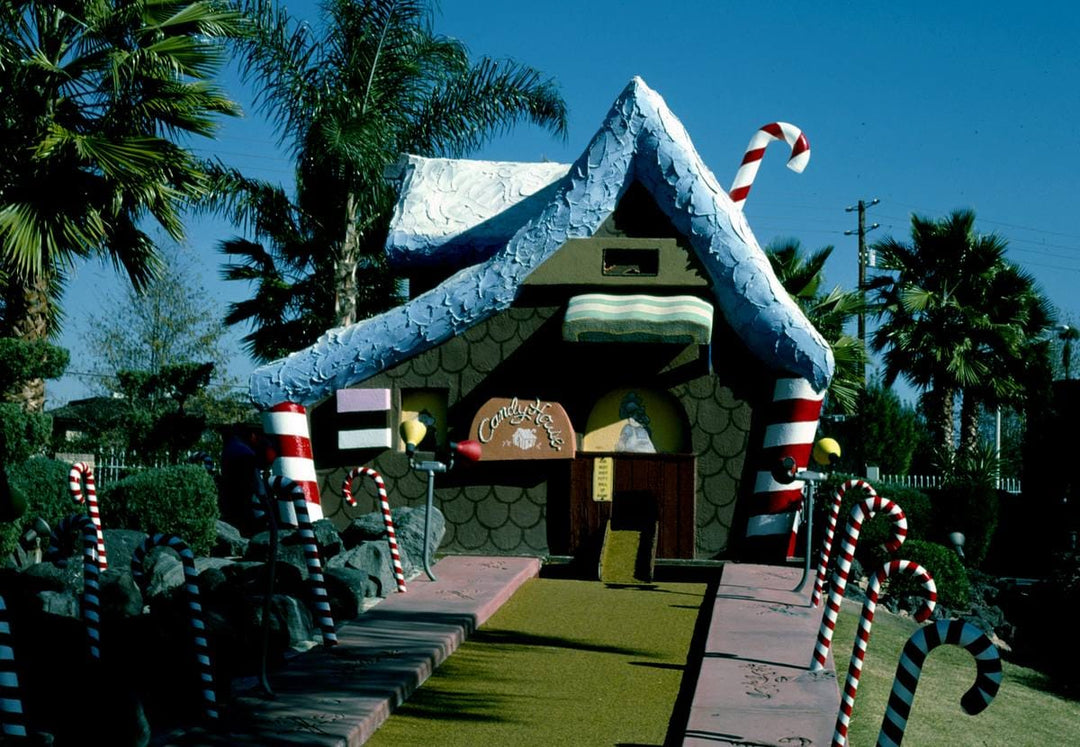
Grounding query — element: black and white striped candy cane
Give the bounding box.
[0,594,28,739]
[834,560,936,746]
[46,514,102,660]
[877,619,1002,746]
[131,534,218,720]
[269,476,337,646]
[342,467,407,593]
[812,495,908,671]
[68,462,107,571]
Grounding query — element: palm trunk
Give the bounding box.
[958,391,982,456]
[923,385,956,462]
[2,276,53,412]
[333,194,361,329]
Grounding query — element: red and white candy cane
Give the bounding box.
[729,122,810,209]
[811,495,908,671]
[68,462,107,571]
[131,534,218,720]
[46,514,102,660]
[1,594,28,740]
[833,560,937,747]
[269,476,337,646]
[878,619,1001,746]
[812,480,878,607]
[342,467,406,593]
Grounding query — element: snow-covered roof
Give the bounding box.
[249,76,834,408]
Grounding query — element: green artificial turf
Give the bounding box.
[365,576,707,747]
[834,600,1080,745]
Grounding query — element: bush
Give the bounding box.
[1,458,77,557]
[0,403,52,463]
[100,464,219,555]
[869,539,971,610]
[930,480,999,568]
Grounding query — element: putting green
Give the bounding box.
[366,576,707,746]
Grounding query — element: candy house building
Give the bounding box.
[249,77,834,565]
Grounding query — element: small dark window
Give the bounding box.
[602,248,659,277]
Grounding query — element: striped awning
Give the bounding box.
[562,293,713,344]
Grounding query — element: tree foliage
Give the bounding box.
[213,0,568,362]
[765,239,867,414]
[0,0,242,409]
[869,210,1052,459]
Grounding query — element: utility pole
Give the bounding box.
[845,199,880,383]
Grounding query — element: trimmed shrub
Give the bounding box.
[0,403,52,464]
[100,464,219,556]
[869,539,971,610]
[929,480,999,568]
[1,457,76,557]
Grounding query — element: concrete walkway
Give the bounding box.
[157,557,839,746]
[683,562,840,746]
[157,555,540,746]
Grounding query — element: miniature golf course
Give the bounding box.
[365,575,708,746]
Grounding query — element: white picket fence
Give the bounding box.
[879,473,1022,494]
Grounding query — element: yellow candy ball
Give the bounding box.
[812,437,841,466]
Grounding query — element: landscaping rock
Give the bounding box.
[137,547,185,600]
[393,505,444,576]
[101,528,151,572]
[327,541,395,596]
[99,568,143,619]
[324,566,374,620]
[247,593,318,651]
[36,589,79,618]
[213,519,249,558]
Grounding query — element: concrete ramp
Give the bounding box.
[683,563,840,746]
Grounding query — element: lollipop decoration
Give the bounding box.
[813,479,878,608]
[729,122,810,209]
[342,467,406,593]
[46,514,102,660]
[269,476,337,646]
[877,620,1002,746]
[131,534,219,720]
[0,594,28,740]
[68,462,107,571]
[811,495,908,670]
[833,560,937,747]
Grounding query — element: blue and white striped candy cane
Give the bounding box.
[268,476,337,646]
[0,594,28,739]
[877,619,1002,746]
[46,514,102,660]
[131,534,218,720]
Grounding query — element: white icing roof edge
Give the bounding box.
[386,157,571,268]
[250,76,834,408]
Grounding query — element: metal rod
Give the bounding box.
[423,469,437,581]
[792,480,815,595]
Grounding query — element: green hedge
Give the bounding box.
[869,539,971,609]
[815,475,933,565]
[1,458,76,558]
[100,464,219,556]
[929,481,999,569]
[0,403,52,464]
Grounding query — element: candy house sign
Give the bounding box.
[469,397,576,461]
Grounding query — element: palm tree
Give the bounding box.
[868,210,1052,460]
[213,0,568,362]
[0,0,242,410]
[765,239,867,414]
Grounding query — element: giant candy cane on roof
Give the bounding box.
[729,122,810,209]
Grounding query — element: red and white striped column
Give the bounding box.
[744,377,824,560]
[262,402,323,522]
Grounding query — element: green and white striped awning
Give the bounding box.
[562,293,713,344]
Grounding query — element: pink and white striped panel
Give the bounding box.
[744,377,824,560]
[262,402,323,522]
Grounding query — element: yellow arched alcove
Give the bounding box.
[582,387,688,454]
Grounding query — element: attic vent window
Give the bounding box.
[602,248,659,277]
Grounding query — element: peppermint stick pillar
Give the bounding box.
[745,377,825,560]
[262,401,322,522]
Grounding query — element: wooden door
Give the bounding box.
[561,452,696,560]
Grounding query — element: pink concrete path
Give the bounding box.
[162,555,540,746]
[682,562,841,746]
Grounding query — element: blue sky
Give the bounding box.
[49,1,1080,406]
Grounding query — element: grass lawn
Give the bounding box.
[365,576,707,747]
[833,599,1080,745]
